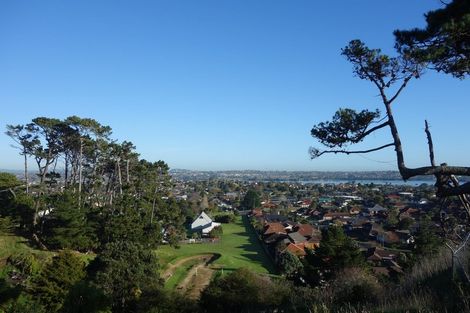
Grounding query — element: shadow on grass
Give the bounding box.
[233,216,278,274]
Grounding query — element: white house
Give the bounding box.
[191,212,221,235]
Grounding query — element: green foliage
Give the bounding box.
[101,208,147,247]
[329,267,382,306]
[136,289,199,313]
[342,39,422,85]
[7,251,41,277]
[61,281,111,313]
[32,250,86,312]
[0,216,14,235]
[278,251,303,278]
[0,173,21,190]
[2,295,46,313]
[414,221,441,256]
[314,226,365,271]
[200,268,283,313]
[241,189,261,210]
[208,226,223,238]
[89,241,161,313]
[395,0,470,78]
[385,208,399,229]
[398,217,414,230]
[311,108,380,150]
[214,214,235,224]
[11,194,35,231]
[43,193,97,251]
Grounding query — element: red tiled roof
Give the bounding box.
[294,223,315,237]
[263,222,287,236]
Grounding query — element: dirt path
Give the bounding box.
[161,254,213,281]
[176,262,215,299]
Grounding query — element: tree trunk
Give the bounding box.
[24,152,29,194]
[384,102,407,178]
[64,156,69,188]
[151,184,158,225]
[117,158,123,195]
[126,159,130,184]
[78,137,83,209]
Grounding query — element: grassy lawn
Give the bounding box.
[0,235,54,279]
[0,235,52,261]
[0,234,95,280]
[157,215,277,275]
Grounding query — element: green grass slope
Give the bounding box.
[157,215,276,275]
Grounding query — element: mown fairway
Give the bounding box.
[157,215,276,275]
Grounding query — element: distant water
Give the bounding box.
[298,179,435,186]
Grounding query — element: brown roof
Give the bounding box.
[323,212,351,219]
[283,243,307,257]
[367,247,397,261]
[263,222,287,236]
[294,223,315,237]
[383,231,401,244]
[251,208,263,217]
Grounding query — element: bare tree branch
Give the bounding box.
[311,143,394,158]
[357,121,390,141]
[388,75,414,104]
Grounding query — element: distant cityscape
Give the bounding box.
[169,169,435,183]
[1,168,437,184]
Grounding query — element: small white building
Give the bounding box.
[191,212,221,235]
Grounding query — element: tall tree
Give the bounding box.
[29,117,64,186]
[5,124,39,194]
[313,225,364,271]
[241,189,261,210]
[310,39,470,200]
[64,116,111,207]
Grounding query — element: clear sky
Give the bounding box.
[1,1,468,171]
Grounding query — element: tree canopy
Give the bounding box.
[394,0,470,78]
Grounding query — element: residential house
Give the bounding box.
[322,211,351,221]
[367,204,388,216]
[288,232,307,244]
[366,247,397,264]
[191,212,221,236]
[263,222,288,237]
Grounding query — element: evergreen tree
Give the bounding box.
[395,0,470,78]
[314,225,364,270]
[241,189,261,210]
[89,241,161,313]
[32,250,86,312]
[43,192,97,251]
[279,251,303,278]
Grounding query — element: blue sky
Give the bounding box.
[1,1,469,171]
